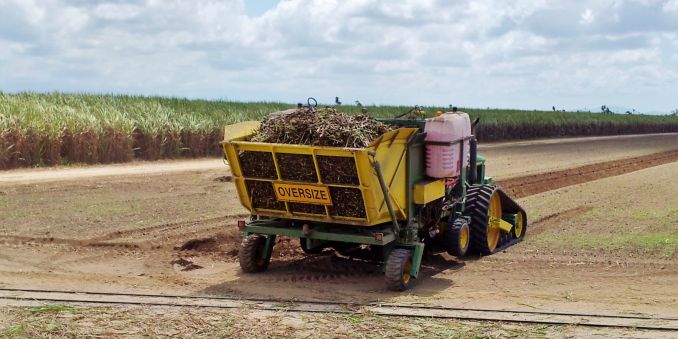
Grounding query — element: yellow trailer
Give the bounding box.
[224,122,419,226]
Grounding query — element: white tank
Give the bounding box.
[424,112,471,179]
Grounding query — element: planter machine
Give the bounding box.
[222,108,527,291]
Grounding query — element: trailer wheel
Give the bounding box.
[447,218,470,258]
[239,234,271,273]
[385,248,416,291]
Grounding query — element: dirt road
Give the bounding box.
[0,158,226,184]
[1,133,677,336]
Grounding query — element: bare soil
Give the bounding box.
[1,133,678,335]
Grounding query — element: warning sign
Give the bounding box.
[272,183,333,205]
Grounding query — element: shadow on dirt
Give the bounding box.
[199,249,465,302]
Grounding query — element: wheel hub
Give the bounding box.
[486,193,502,252]
[402,260,412,284]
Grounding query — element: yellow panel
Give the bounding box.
[223,121,260,141]
[413,179,446,205]
[371,128,418,220]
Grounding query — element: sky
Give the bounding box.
[1,0,677,113]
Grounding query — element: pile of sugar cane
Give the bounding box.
[249,107,392,148]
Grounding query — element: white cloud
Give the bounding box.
[0,0,677,111]
[10,0,46,24]
[93,3,141,20]
[580,8,595,24]
[664,0,678,11]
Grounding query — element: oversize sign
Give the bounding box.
[272,183,333,205]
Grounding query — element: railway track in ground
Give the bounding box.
[1,288,677,331]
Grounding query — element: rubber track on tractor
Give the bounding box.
[465,184,528,255]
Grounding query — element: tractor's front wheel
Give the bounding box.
[385,248,416,291]
[239,234,272,273]
[447,218,470,258]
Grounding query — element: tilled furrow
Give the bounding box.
[497,150,678,198]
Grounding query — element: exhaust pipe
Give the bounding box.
[469,137,478,184]
[469,117,480,184]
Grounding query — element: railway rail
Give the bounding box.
[1,288,677,331]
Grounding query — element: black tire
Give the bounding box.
[464,184,501,256]
[239,234,271,273]
[385,248,416,291]
[446,218,470,258]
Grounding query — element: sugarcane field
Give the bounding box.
[3,1,678,338]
